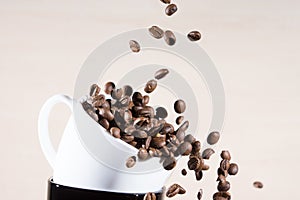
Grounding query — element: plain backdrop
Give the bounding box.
[1,0,300,199]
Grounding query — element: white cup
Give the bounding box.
[38,94,172,193]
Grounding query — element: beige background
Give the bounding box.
[1,0,300,199]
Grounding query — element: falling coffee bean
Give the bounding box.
[138,148,149,160]
[192,141,201,154]
[165,4,178,16]
[154,68,169,80]
[221,150,231,161]
[195,170,203,181]
[188,156,201,170]
[129,40,140,53]
[160,0,170,4]
[176,116,184,125]
[197,189,203,200]
[144,79,157,93]
[156,107,168,118]
[213,191,231,200]
[181,169,187,176]
[174,99,186,113]
[207,131,220,145]
[187,31,202,41]
[110,127,121,138]
[253,181,263,189]
[149,25,164,39]
[166,184,185,198]
[218,181,230,192]
[228,163,239,175]
[164,30,176,46]
[99,118,109,130]
[104,82,115,95]
[125,156,136,168]
[142,95,150,105]
[220,159,230,171]
[144,192,156,200]
[202,148,215,159]
[202,164,210,171]
[132,92,143,106]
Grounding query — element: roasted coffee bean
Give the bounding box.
[123,110,132,124]
[228,163,238,175]
[82,101,93,111]
[177,142,192,156]
[192,141,201,154]
[253,181,263,189]
[213,192,231,200]
[197,189,203,200]
[126,156,136,168]
[154,68,169,80]
[145,136,152,149]
[164,30,176,46]
[218,181,230,192]
[138,148,149,160]
[175,129,185,142]
[165,4,177,16]
[155,107,168,119]
[132,130,148,139]
[122,85,133,96]
[142,95,150,105]
[187,31,201,41]
[207,131,220,145]
[124,125,135,134]
[178,120,189,132]
[111,88,123,100]
[132,92,143,106]
[174,99,186,113]
[202,148,215,159]
[176,116,184,125]
[160,0,170,4]
[181,169,187,176]
[99,118,109,130]
[110,127,121,139]
[220,150,231,161]
[202,164,210,171]
[217,167,228,177]
[166,184,185,198]
[121,134,135,143]
[161,123,174,134]
[220,159,230,171]
[104,82,115,95]
[144,79,157,93]
[131,106,143,117]
[129,40,140,53]
[151,136,166,149]
[89,84,100,97]
[188,156,201,170]
[184,134,195,143]
[149,26,164,39]
[98,108,114,121]
[148,123,164,136]
[163,156,176,170]
[144,192,156,200]
[195,170,203,181]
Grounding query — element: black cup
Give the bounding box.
[47,178,163,200]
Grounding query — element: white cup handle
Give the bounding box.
[38,94,73,169]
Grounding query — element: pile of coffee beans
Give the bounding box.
[212,150,239,200]
[82,68,199,171]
